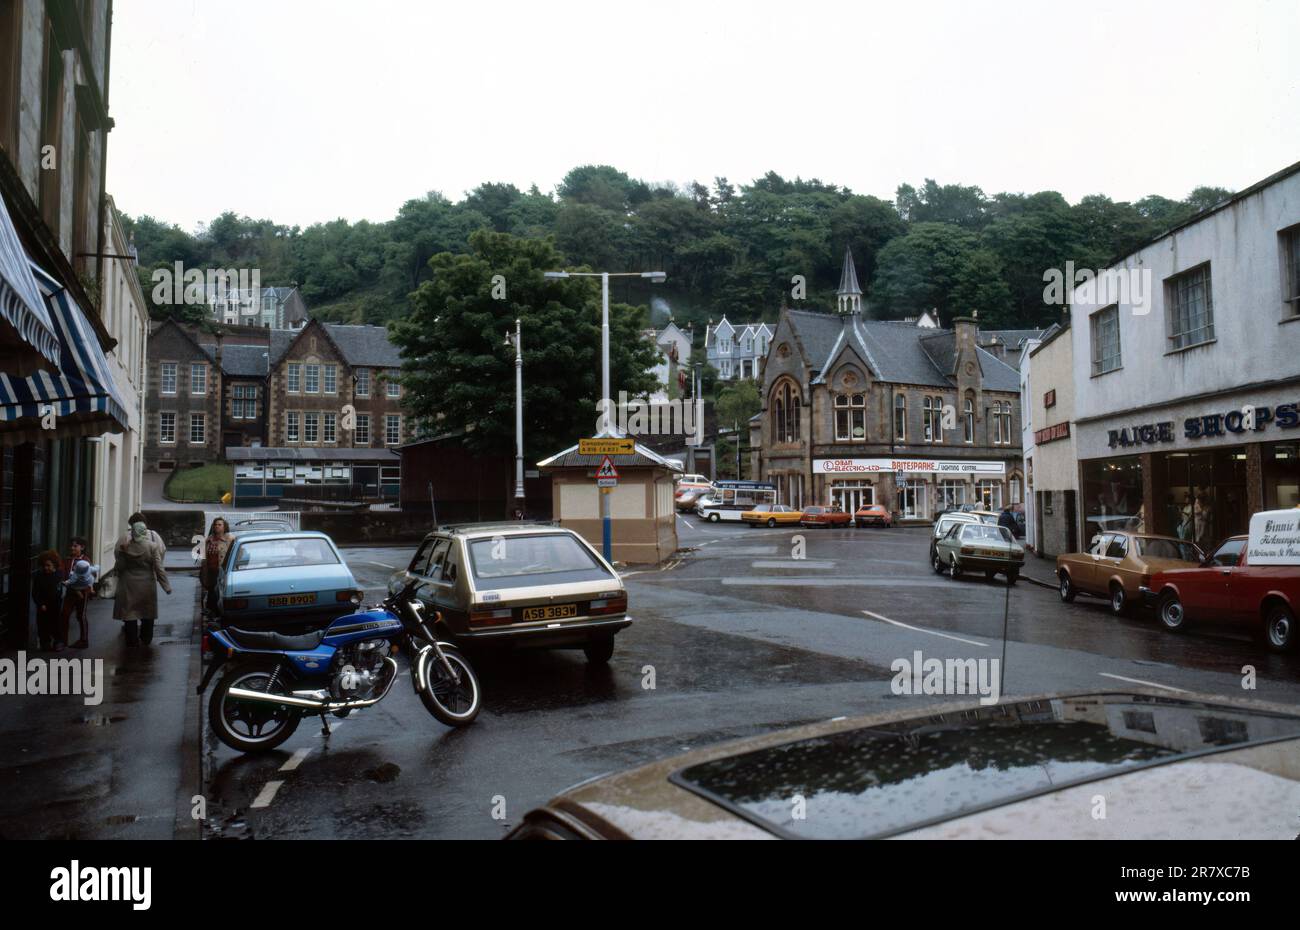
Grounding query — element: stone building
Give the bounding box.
[756,249,1027,521]
[704,316,772,381]
[143,319,226,470]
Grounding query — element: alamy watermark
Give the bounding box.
[1042,261,1152,314]
[150,262,262,309]
[890,649,1000,706]
[0,652,104,706]
[595,391,704,446]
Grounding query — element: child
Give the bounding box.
[62,557,98,650]
[31,550,63,651]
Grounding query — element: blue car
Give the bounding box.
[218,531,362,630]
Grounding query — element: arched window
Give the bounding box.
[894,394,906,442]
[963,395,975,443]
[771,381,801,443]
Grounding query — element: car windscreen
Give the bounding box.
[234,538,339,571]
[962,524,1012,543]
[670,695,1300,839]
[1137,538,1200,561]
[466,533,613,588]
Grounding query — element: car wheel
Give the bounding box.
[1058,571,1076,603]
[947,556,962,580]
[708,513,720,523]
[1109,584,1128,617]
[1158,591,1186,633]
[984,570,996,582]
[768,518,777,528]
[583,636,615,665]
[1264,603,1296,653]
[932,551,946,575]
[1006,569,1018,586]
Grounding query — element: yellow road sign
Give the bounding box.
[580,437,634,456]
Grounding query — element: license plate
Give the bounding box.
[522,604,577,622]
[269,592,317,607]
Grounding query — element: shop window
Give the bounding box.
[1166,264,1215,351]
[1159,449,1248,547]
[1082,456,1143,545]
[1090,305,1121,375]
[1264,443,1300,509]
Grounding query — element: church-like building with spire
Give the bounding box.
[751,247,1029,522]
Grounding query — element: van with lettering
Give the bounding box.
[1140,508,1300,651]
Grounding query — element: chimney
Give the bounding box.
[953,315,978,364]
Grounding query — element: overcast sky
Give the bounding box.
[107,0,1300,231]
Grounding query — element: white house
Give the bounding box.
[705,316,772,380]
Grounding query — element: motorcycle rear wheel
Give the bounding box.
[209,664,302,754]
[418,647,481,727]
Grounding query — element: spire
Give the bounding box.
[837,245,862,315]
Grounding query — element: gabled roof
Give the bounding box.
[268,321,401,369]
[218,344,272,377]
[536,440,682,471]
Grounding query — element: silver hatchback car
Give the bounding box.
[389,523,631,664]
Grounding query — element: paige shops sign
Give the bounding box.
[1107,402,1300,449]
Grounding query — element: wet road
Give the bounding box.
[197,521,1300,840]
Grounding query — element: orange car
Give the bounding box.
[800,505,852,528]
[1056,531,1204,616]
[854,504,893,528]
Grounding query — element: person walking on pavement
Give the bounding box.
[61,557,98,649]
[57,536,89,648]
[200,517,233,617]
[127,511,167,555]
[31,550,63,652]
[113,519,171,646]
[998,505,1018,536]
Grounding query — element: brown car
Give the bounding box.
[506,691,1300,839]
[1056,531,1203,616]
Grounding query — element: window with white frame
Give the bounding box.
[190,362,207,395]
[938,480,965,511]
[287,363,301,393]
[324,364,337,394]
[385,414,401,445]
[355,414,370,445]
[963,395,975,443]
[286,412,300,443]
[233,384,257,419]
[977,479,1003,511]
[189,413,205,445]
[160,362,177,395]
[1282,226,1300,317]
[1090,305,1121,375]
[304,412,319,443]
[1166,264,1215,350]
[323,412,336,443]
[386,370,401,398]
[159,412,176,444]
[992,401,1013,444]
[922,395,943,443]
[894,394,906,442]
[355,368,370,397]
[305,363,320,393]
[834,393,866,441]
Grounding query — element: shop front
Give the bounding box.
[813,457,1014,522]
[1076,392,1300,552]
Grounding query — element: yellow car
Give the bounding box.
[741,504,803,527]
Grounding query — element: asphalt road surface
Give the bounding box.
[195,518,1300,840]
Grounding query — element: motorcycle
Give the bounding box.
[198,579,481,753]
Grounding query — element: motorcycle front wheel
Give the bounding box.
[208,663,302,753]
[417,647,481,727]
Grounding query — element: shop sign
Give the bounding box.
[814,458,1006,475]
[1247,509,1300,566]
[1107,403,1300,449]
[1034,422,1070,445]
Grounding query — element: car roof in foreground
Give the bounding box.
[548,691,1300,840]
[430,522,578,540]
[232,530,334,544]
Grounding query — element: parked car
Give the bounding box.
[741,504,803,527]
[389,523,630,664]
[674,487,707,512]
[853,503,893,528]
[217,531,362,630]
[933,521,1024,584]
[1057,531,1203,616]
[676,473,712,489]
[1141,534,1298,651]
[928,510,999,563]
[506,691,1300,839]
[799,505,852,528]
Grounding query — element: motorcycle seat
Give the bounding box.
[226,627,327,652]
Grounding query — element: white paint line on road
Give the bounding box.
[251,780,284,809]
[861,609,990,648]
[676,516,695,532]
[360,561,398,570]
[751,560,836,570]
[279,748,313,772]
[1098,672,1188,693]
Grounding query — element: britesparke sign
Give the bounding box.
[1247,509,1300,565]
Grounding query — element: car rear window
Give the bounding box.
[466,533,613,588]
[234,538,339,571]
[963,524,1012,543]
[1137,538,1200,561]
[670,695,1300,839]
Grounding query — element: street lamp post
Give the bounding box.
[543,268,666,561]
[505,319,524,517]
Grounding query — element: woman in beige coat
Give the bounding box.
[112,520,172,646]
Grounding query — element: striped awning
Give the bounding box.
[0,263,130,441]
[0,194,60,371]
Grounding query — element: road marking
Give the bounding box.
[251,781,284,809]
[751,560,835,570]
[279,748,312,772]
[676,516,694,532]
[861,609,989,648]
[1098,672,1188,693]
[360,561,397,570]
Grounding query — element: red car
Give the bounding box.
[799,505,852,528]
[1141,535,1298,652]
[854,504,893,528]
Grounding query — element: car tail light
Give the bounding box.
[960,547,974,555]
[336,589,363,604]
[201,632,211,656]
[226,598,249,610]
[469,606,514,626]
[588,596,627,615]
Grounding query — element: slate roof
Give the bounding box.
[218,344,272,377]
[782,310,1022,392]
[323,324,402,367]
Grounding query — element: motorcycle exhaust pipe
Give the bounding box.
[225,658,400,712]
